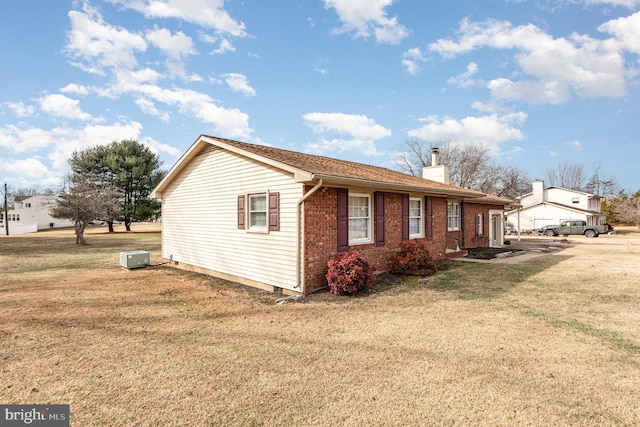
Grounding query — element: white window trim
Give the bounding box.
[447,201,459,231]
[477,213,484,236]
[348,192,372,245]
[409,197,423,239]
[247,192,268,233]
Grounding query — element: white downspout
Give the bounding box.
[295,179,323,292]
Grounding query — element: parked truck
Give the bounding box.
[544,220,608,238]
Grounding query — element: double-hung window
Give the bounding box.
[348,194,371,244]
[248,193,267,230]
[447,201,459,231]
[409,197,423,238]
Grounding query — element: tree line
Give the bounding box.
[50,140,165,244]
[396,138,639,227]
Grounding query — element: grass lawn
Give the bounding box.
[1,225,640,426]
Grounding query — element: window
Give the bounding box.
[248,194,267,230]
[447,201,459,231]
[409,197,423,238]
[348,194,371,243]
[238,192,280,232]
[477,213,484,236]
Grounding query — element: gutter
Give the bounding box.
[295,179,323,292]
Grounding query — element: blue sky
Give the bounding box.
[1,0,639,193]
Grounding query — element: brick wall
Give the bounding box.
[462,202,492,248]
[303,186,450,294]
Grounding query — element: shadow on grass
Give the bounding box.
[378,254,574,300]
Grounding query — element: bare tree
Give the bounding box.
[585,161,618,197]
[396,138,530,199]
[612,190,640,228]
[12,185,52,197]
[50,173,122,245]
[545,162,585,191]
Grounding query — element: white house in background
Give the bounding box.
[505,181,607,232]
[0,195,73,235]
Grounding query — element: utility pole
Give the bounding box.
[3,181,8,236]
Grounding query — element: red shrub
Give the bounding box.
[389,240,437,276]
[325,252,376,295]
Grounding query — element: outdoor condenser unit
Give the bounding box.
[119,250,150,269]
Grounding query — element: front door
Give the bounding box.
[489,211,504,247]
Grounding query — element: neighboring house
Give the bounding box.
[151,135,514,295]
[0,195,73,235]
[505,180,607,232]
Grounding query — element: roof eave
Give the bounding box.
[308,174,484,198]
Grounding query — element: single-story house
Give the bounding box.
[0,195,73,235]
[151,135,514,295]
[505,180,607,232]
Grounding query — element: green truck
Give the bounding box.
[544,220,609,238]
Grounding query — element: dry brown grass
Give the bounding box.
[1,225,640,426]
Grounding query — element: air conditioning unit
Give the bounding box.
[119,251,150,269]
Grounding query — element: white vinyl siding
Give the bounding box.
[409,197,422,238]
[160,148,303,291]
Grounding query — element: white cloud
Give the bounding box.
[407,113,527,150]
[402,48,427,75]
[323,0,409,44]
[565,139,582,151]
[488,78,573,104]
[429,17,632,103]
[584,0,640,7]
[598,11,640,55]
[139,136,182,158]
[46,121,144,172]
[106,0,247,37]
[66,4,147,73]
[302,112,391,155]
[222,73,256,96]
[0,158,50,179]
[135,98,171,122]
[146,26,195,60]
[126,84,254,139]
[0,119,174,186]
[0,125,58,154]
[4,102,35,118]
[447,62,479,88]
[60,83,90,96]
[38,94,92,121]
[210,38,235,55]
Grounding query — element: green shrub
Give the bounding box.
[325,252,376,295]
[389,240,437,276]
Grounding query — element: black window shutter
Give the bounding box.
[374,192,385,247]
[269,192,280,231]
[425,196,433,241]
[402,194,409,241]
[337,188,349,251]
[237,195,246,229]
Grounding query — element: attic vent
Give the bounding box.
[198,145,220,156]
